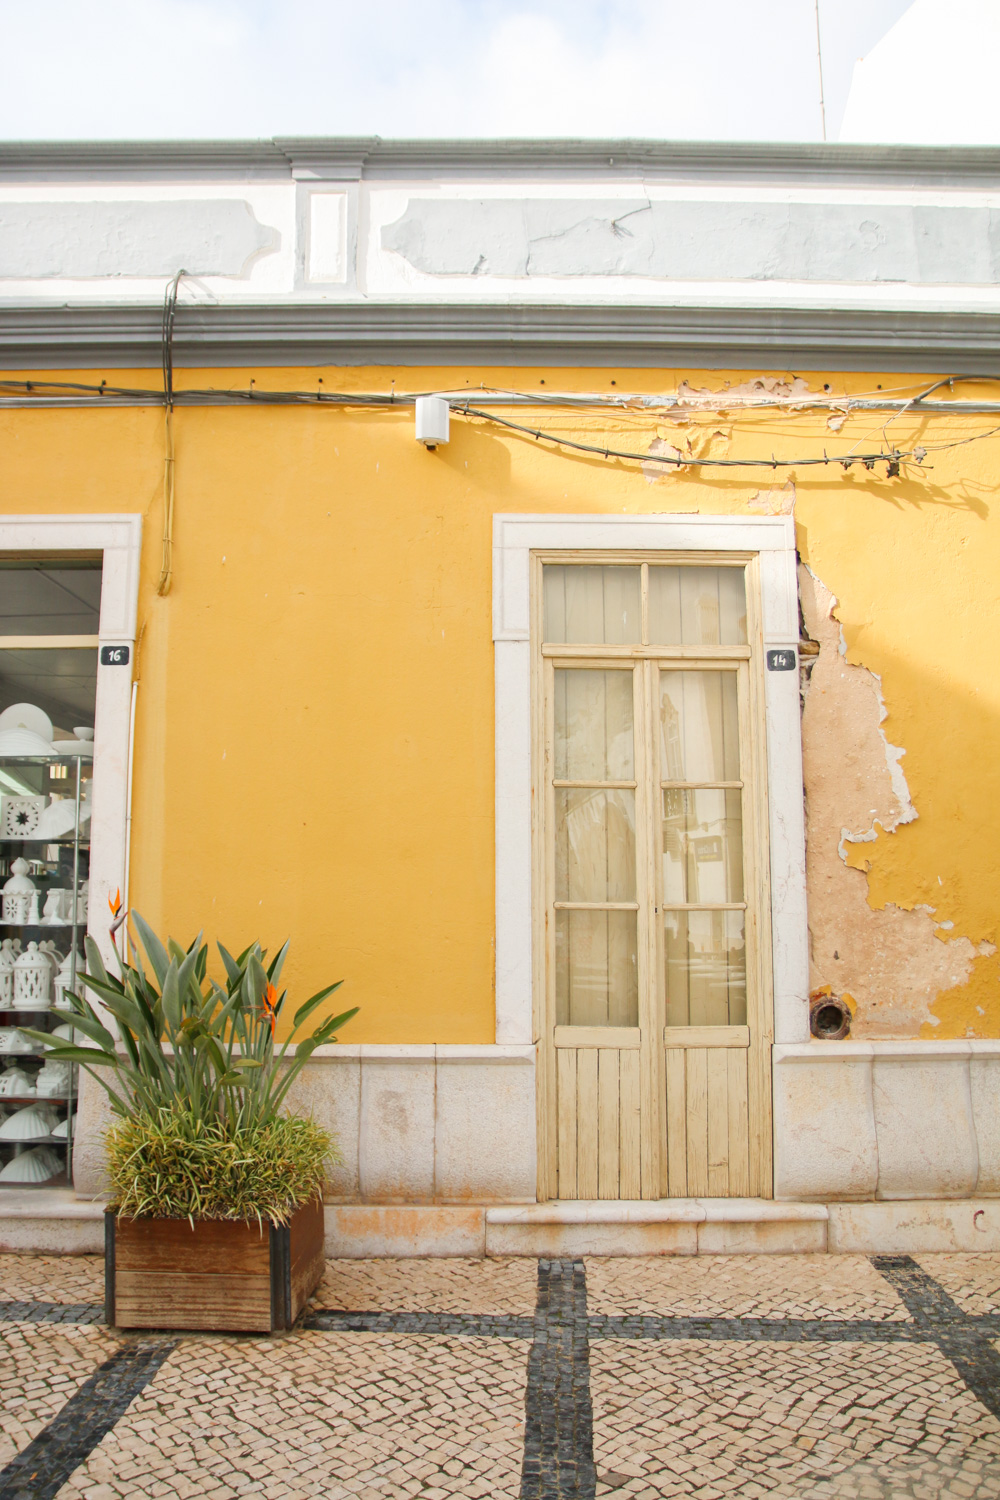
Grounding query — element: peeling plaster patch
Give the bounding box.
[661,377,816,420]
[748,479,796,515]
[642,426,732,483]
[827,409,850,432]
[800,564,979,1038]
[642,436,685,481]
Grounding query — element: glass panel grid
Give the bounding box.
[555,787,636,904]
[659,660,748,1029]
[542,561,748,649]
[554,668,634,782]
[647,565,747,647]
[551,660,638,1030]
[659,669,740,783]
[544,565,641,645]
[556,908,639,1027]
[663,909,747,1027]
[543,565,755,1043]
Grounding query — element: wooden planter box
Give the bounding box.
[105,1194,325,1333]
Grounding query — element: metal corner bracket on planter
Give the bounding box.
[104,1194,325,1334]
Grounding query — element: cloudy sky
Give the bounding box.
[0,0,993,143]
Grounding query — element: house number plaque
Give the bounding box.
[100,645,130,666]
[766,649,797,671]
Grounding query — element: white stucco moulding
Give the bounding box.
[0,514,141,970]
[492,512,808,1049]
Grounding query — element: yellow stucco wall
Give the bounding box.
[2,365,998,1041]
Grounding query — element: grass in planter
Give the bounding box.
[107,1104,335,1225]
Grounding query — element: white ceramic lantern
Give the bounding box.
[2,858,34,924]
[34,1061,71,1098]
[13,942,51,1009]
[52,949,83,1009]
[0,939,16,1008]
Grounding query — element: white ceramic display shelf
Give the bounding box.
[0,752,90,1188]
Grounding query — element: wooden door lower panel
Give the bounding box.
[664,1045,750,1197]
[557,1047,641,1199]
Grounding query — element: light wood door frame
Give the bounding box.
[533,552,773,1201]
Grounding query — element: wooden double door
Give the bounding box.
[537,559,773,1201]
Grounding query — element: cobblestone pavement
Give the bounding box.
[0,1252,999,1498]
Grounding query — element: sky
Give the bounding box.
[0,0,930,143]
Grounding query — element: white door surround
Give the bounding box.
[493,512,808,1057]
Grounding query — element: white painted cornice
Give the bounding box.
[2,301,1000,372]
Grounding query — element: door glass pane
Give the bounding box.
[556,789,636,903]
[544,565,641,644]
[556,909,638,1026]
[662,788,744,904]
[664,910,746,1026]
[648,566,747,646]
[660,670,740,782]
[555,669,634,781]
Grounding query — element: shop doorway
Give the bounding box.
[537,558,773,1199]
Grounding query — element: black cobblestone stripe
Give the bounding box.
[587,1314,939,1341]
[0,1338,176,1500]
[871,1253,1000,1422]
[0,1300,104,1324]
[520,1258,596,1500]
[305,1310,535,1337]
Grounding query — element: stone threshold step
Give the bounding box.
[486,1199,827,1255]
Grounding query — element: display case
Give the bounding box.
[0,748,91,1187]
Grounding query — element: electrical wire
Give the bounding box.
[5,374,1000,416]
[156,270,186,597]
[453,404,919,473]
[3,372,1000,473]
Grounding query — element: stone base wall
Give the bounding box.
[773,1040,1000,1201]
[72,1043,538,1205]
[72,1037,1000,1210]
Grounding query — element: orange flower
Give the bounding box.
[108,887,122,918]
[261,981,278,1039]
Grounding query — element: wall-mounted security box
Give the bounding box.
[415,396,450,448]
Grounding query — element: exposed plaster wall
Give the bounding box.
[800,564,990,1038]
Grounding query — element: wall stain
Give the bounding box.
[800,563,994,1039]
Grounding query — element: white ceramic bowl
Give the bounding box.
[0,728,56,757]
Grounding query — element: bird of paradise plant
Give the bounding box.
[23,912,357,1223]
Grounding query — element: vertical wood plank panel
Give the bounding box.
[598,1049,620,1199]
[685,1048,709,1196]
[556,1049,578,1200]
[727,1048,751,1197]
[706,1048,730,1197]
[619,1048,641,1198]
[665,1048,688,1196]
[576,1050,600,1199]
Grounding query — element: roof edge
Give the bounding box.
[0,137,998,184]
